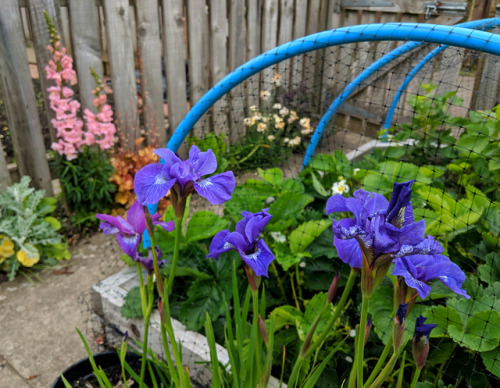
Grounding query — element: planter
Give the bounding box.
[51,351,151,388]
[91,267,284,387]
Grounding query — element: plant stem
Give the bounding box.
[167,214,183,295]
[295,263,303,302]
[290,274,301,311]
[252,290,262,380]
[396,351,406,388]
[312,269,358,356]
[364,334,393,388]
[368,340,407,388]
[271,261,288,303]
[410,367,422,388]
[139,275,154,385]
[353,294,371,388]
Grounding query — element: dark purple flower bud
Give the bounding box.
[412,316,437,369]
[135,246,164,275]
[207,209,275,277]
[364,317,373,345]
[259,315,269,344]
[327,272,341,304]
[393,303,408,352]
[134,145,235,206]
[123,331,128,342]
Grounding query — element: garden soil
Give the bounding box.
[0,233,126,388]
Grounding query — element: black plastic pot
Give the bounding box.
[51,351,143,388]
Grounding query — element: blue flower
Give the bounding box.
[412,316,438,369]
[392,254,469,300]
[207,209,275,277]
[326,181,425,269]
[134,145,235,206]
[96,200,174,258]
[135,246,164,275]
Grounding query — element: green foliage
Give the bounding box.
[0,176,70,280]
[53,146,115,219]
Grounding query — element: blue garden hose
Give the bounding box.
[302,18,500,168]
[168,22,500,156]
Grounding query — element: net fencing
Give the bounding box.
[149,23,500,387]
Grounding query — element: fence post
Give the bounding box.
[27,0,63,144]
[0,0,53,195]
[162,0,188,141]
[102,0,139,150]
[0,141,12,189]
[135,0,166,147]
[67,0,104,117]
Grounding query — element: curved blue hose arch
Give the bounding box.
[302,18,500,168]
[168,22,500,154]
[382,18,500,133]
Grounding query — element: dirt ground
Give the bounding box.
[0,233,126,388]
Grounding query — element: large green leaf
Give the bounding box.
[121,286,144,319]
[423,305,463,338]
[224,186,263,220]
[308,154,336,172]
[289,220,331,254]
[481,347,500,378]
[273,241,310,271]
[258,167,283,188]
[185,211,228,243]
[448,309,500,352]
[267,191,313,231]
[478,253,500,283]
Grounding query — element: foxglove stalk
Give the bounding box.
[207,209,275,277]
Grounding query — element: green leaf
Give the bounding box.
[289,220,330,254]
[456,133,490,156]
[273,242,310,271]
[120,287,143,319]
[44,216,61,231]
[38,197,58,216]
[478,253,500,283]
[186,211,228,243]
[258,167,283,188]
[423,305,463,338]
[267,191,313,231]
[448,310,500,352]
[224,186,263,220]
[481,347,500,378]
[308,154,336,172]
[310,172,329,197]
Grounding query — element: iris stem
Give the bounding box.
[410,367,422,388]
[252,289,262,381]
[295,263,303,302]
[363,334,393,388]
[396,351,406,388]
[368,339,407,388]
[271,261,288,304]
[290,274,301,311]
[139,274,154,385]
[167,214,184,295]
[353,294,371,388]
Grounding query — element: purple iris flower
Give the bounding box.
[96,200,174,258]
[136,246,164,275]
[326,180,426,268]
[134,145,235,206]
[207,209,275,277]
[413,316,437,343]
[413,316,437,369]
[392,254,470,300]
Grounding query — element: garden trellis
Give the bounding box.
[145,20,500,386]
[1,0,500,385]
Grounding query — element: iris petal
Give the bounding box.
[190,147,217,176]
[326,195,349,214]
[134,163,176,205]
[154,148,181,170]
[194,171,235,205]
[393,257,432,299]
[334,236,362,268]
[96,214,134,235]
[207,230,233,259]
[239,239,275,277]
[117,233,141,258]
[126,200,146,234]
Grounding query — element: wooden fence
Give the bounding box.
[0,0,491,194]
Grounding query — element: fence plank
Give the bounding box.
[161,0,188,137]
[187,0,210,138]
[209,0,229,137]
[27,0,63,144]
[67,0,103,117]
[291,0,308,87]
[228,0,246,144]
[277,0,293,85]
[261,0,278,87]
[102,0,139,149]
[246,0,262,111]
[135,0,166,146]
[0,0,53,194]
[0,140,12,189]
